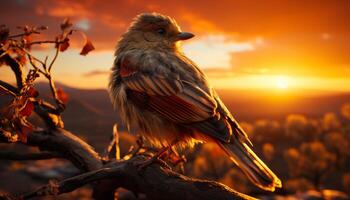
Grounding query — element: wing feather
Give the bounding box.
[119,57,240,143]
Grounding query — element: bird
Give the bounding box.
[109,13,282,192]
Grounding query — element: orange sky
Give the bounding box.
[1,0,350,92]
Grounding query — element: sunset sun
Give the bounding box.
[276,75,289,89]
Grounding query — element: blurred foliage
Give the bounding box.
[262,143,274,161]
[341,103,350,120]
[284,178,314,193]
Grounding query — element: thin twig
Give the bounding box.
[48,44,60,72]
[8,33,29,39]
[103,124,119,160]
[28,40,62,46]
[0,80,19,94]
[26,54,46,75]
[47,74,65,112]
[0,85,16,97]
[8,31,39,39]
[44,56,48,68]
[0,50,7,59]
[114,124,120,160]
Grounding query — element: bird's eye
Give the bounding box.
[156,28,166,35]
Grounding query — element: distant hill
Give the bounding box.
[34,82,350,152]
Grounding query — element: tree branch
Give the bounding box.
[1,128,102,170]
[1,127,116,199]
[25,128,102,171]
[2,127,257,200]
[21,155,256,200]
[0,50,25,89]
[32,100,64,129]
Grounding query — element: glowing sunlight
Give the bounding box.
[276,75,289,89]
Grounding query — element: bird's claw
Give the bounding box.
[137,156,171,170]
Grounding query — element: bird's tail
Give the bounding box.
[218,139,282,191]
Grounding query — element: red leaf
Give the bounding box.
[57,88,69,104]
[16,55,27,65]
[19,100,34,117]
[59,38,70,52]
[80,38,95,56]
[60,18,73,31]
[27,87,39,97]
[23,35,32,49]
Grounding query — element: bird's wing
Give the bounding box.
[123,72,216,122]
[120,58,247,143]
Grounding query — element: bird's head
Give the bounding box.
[119,13,194,51]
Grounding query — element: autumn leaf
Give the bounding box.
[57,88,69,104]
[80,38,95,56]
[19,100,34,117]
[23,34,32,49]
[27,87,39,98]
[11,48,27,65]
[60,18,73,32]
[16,55,27,65]
[58,38,70,52]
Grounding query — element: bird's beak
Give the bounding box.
[176,32,195,40]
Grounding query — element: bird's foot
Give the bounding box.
[137,146,171,170]
[167,147,187,173]
[172,155,187,165]
[137,156,171,170]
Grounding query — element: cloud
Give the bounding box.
[36,1,92,18]
[75,19,91,31]
[183,34,254,69]
[83,70,109,77]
